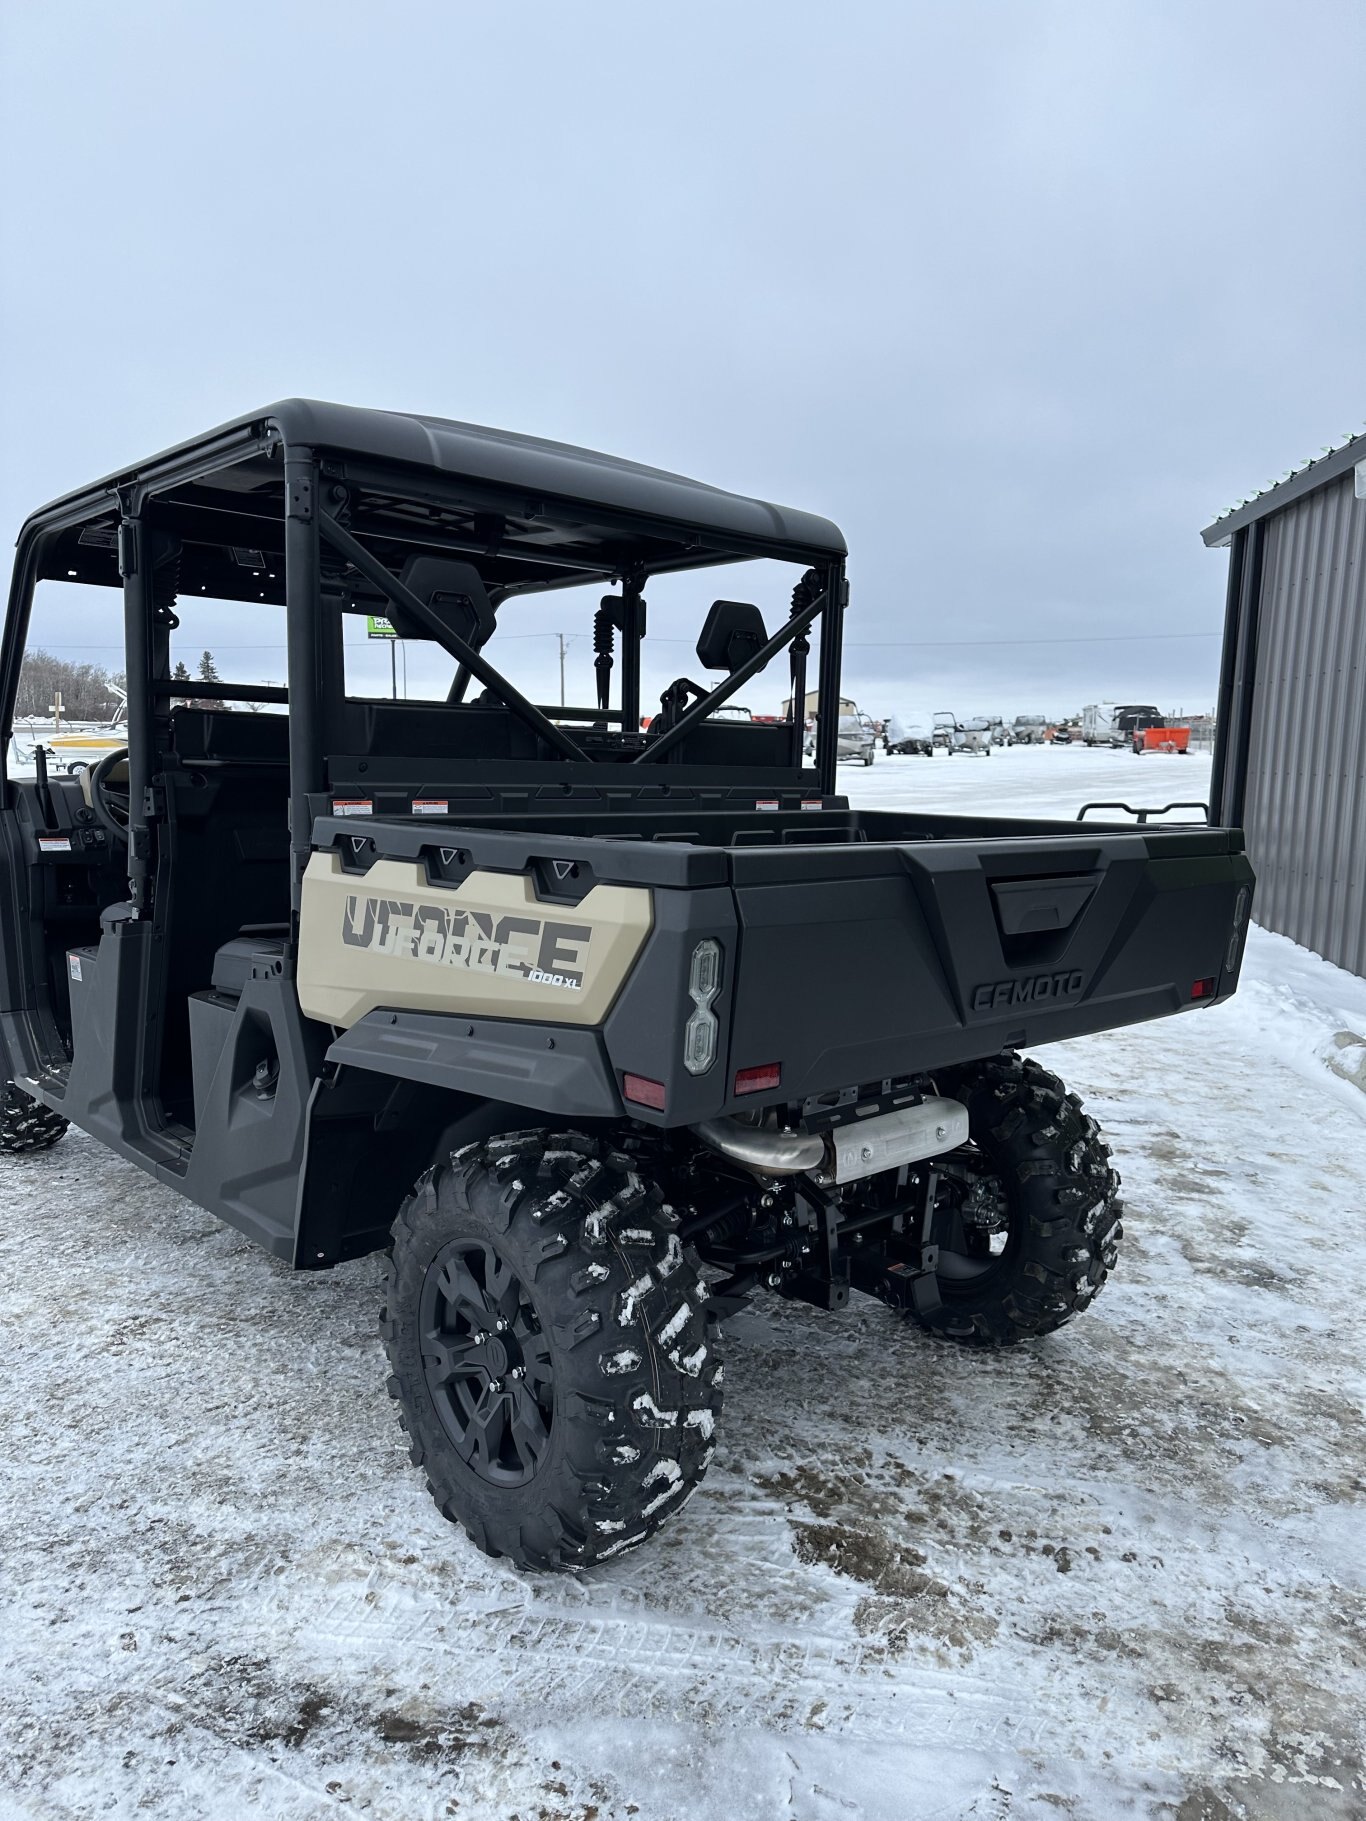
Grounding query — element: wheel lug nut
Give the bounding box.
[510,1366,525,1379]
[495,1319,509,1333]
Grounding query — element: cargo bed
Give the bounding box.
[310,806,1255,1128]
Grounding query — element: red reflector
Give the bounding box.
[1191,976,1218,1000]
[622,1072,666,1110]
[734,1063,781,1095]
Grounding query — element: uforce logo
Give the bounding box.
[342,894,591,990]
[971,970,1085,1013]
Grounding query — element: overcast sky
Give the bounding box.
[2,0,1362,724]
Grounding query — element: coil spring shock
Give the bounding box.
[594,598,615,714]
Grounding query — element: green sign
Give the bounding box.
[366,615,397,639]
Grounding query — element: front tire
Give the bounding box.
[897,1055,1122,1346]
[0,1083,69,1153]
[382,1132,723,1570]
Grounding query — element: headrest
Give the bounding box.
[696,600,767,674]
[395,555,497,650]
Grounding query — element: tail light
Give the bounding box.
[735,1062,781,1095]
[623,1073,666,1110]
[683,939,722,1076]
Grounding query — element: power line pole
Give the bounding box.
[558,632,567,706]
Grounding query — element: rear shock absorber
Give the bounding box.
[593,598,615,715]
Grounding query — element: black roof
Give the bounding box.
[1200,428,1366,545]
[23,397,847,560]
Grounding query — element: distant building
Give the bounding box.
[1202,432,1366,977]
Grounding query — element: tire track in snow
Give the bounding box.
[254,1575,1055,1752]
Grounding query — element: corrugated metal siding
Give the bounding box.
[1244,470,1366,976]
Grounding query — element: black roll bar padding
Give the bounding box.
[316,507,589,765]
[633,585,830,766]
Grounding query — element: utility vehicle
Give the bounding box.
[0,402,1255,1569]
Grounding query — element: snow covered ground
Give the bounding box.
[846,738,1215,823]
[2,746,1364,1821]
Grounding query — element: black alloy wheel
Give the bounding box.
[382,1132,723,1569]
[418,1239,554,1487]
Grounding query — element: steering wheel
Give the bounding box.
[86,747,131,845]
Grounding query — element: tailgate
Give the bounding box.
[723,830,1254,1107]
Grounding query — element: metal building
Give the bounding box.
[1202,432,1366,977]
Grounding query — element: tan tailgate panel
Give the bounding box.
[297,853,652,1028]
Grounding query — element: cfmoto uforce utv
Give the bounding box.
[0,403,1254,1566]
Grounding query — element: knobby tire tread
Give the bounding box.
[380,1130,722,1571]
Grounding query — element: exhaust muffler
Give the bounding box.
[694,1095,968,1183]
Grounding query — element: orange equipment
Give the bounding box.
[1132,725,1190,754]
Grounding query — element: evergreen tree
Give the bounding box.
[198,650,219,682]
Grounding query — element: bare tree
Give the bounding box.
[14,650,121,722]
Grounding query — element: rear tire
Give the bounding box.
[381,1131,723,1570]
[0,1083,69,1154]
[900,1054,1122,1347]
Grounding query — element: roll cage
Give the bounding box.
[1,402,850,924]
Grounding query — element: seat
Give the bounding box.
[696,600,767,673]
[211,927,289,999]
